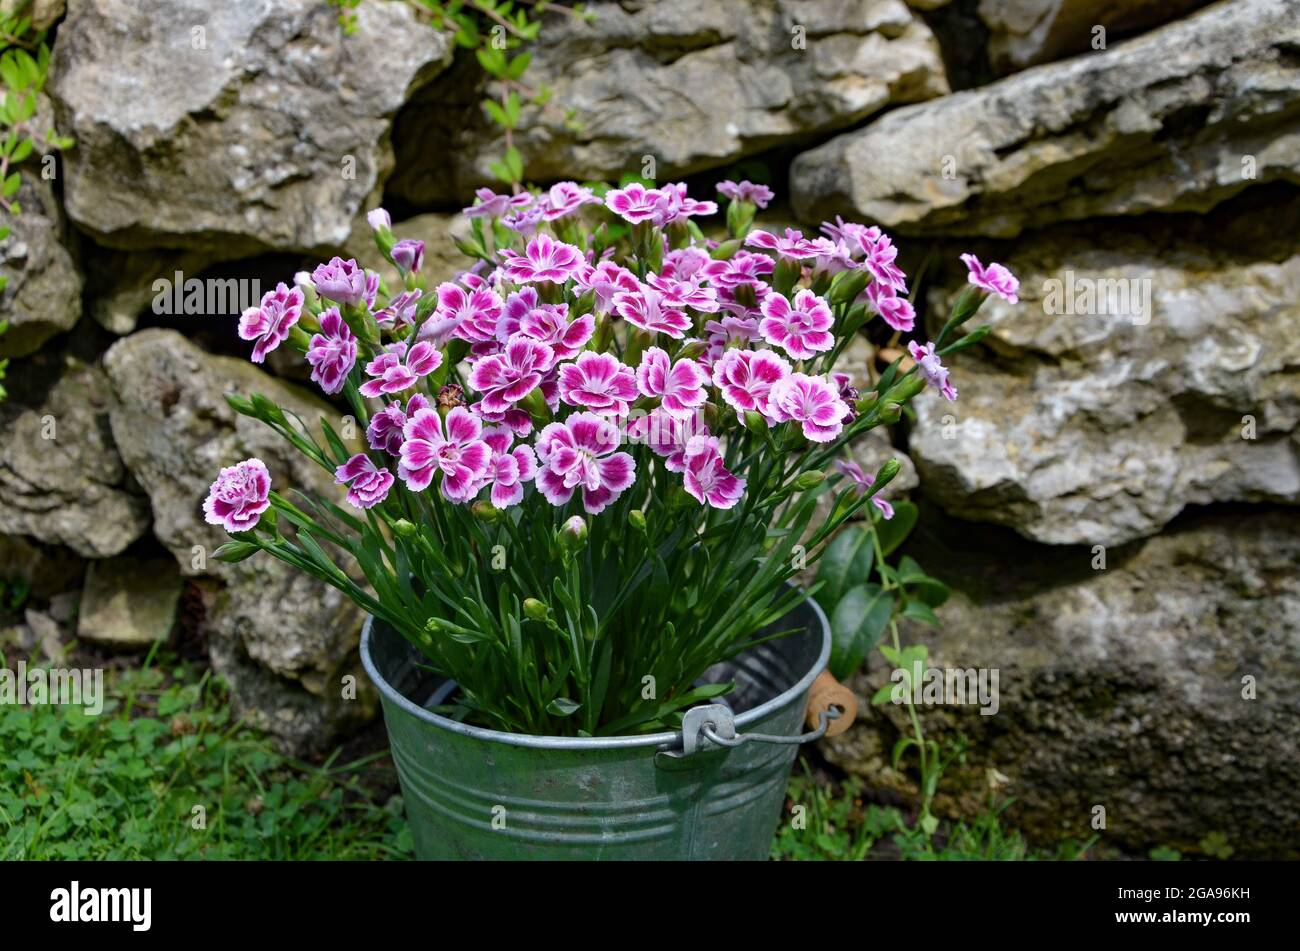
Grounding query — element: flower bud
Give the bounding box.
[709,238,742,260]
[773,257,801,295]
[213,541,259,564]
[949,284,986,326]
[676,338,708,360]
[523,598,550,622]
[520,386,551,423]
[829,268,870,305]
[250,392,286,424]
[878,402,902,424]
[225,393,256,416]
[743,410,768,435]
[367,207,392,232]
[839,302,869,336]
[392,519,417,538]
[873,458,901,491]
[855,391,879,414]
[472,500,501,523]
[702,401,721,431]
[628,510,648,533]
[558,515,588,552]
[392,238,425,274]
[883,373,926,405]
[793,470,825,490]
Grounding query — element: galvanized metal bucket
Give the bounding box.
[360,597,831,860]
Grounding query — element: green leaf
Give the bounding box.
[901,600,940,627]
[828,583,894,680]
[506,51,531,80]
[2,172,20,198]
[545,698,580,717]
[814,525,874,610]
[482,99,508,127]
[504,146,523,182]
[874,501,917,557]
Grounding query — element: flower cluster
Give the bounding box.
[207,177,1017,736]
[216,180,1017,528]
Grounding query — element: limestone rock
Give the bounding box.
[48,0,452,253]
[102,329,368,751]
[0,171,83,358]
[823,508,1300,858]
[77,555,182,647]
[790,0,1300,236]
[391,0,948,205]
[909,199,1300,546]
[979,0,1213,74]
[0,353,149,557]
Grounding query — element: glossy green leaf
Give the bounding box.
[829,583,894,680]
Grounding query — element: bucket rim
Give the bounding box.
[359,592,831,751]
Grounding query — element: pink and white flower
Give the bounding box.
[661,246,711,281]
[392,239,425,274]
[613,286,691,339]
[516,303,594,364]
[682,435,745,510]
[479,427,539,508]
[419,282,502,346]
[865,281,915,333]
[203,458,271,533]
[651,183,717,227]
[820,217,879,249]
[635,347,707,417]
[310,257,369,306]
[374,289,423,331]
[502,203,546,238]
[646,272,720,312]
[238,282,303,363]
[398,407,492,501]
[960,253,1019,305]
[305,307,357,395]
[758,289,834,359]
[573,261,640,315]
[711,348,790,421]
[500,233,584,284]
[367,394,431,456]
[463,187,532,219]
[767,373,848,442]
[557,351,638,414]
[835,459,894,519]
[717,180,774,208]
[334,454,395,510]
[359,340,443,397]
[604,183,663,224]
[856,231,908,294]
[745,228,824,261]
[702,251,774,290]
[627,408,708,472]
[541,181,601,220]
[534,412,636,514]
[468,334,553,413]
[907,341,958,402]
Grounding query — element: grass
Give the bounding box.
[2,643,1085,861]
[0,645,413,860]
[770,766,1098,861]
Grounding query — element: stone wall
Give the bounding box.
[0,0,1294,854]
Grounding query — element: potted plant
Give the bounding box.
[204,179,1018,859]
